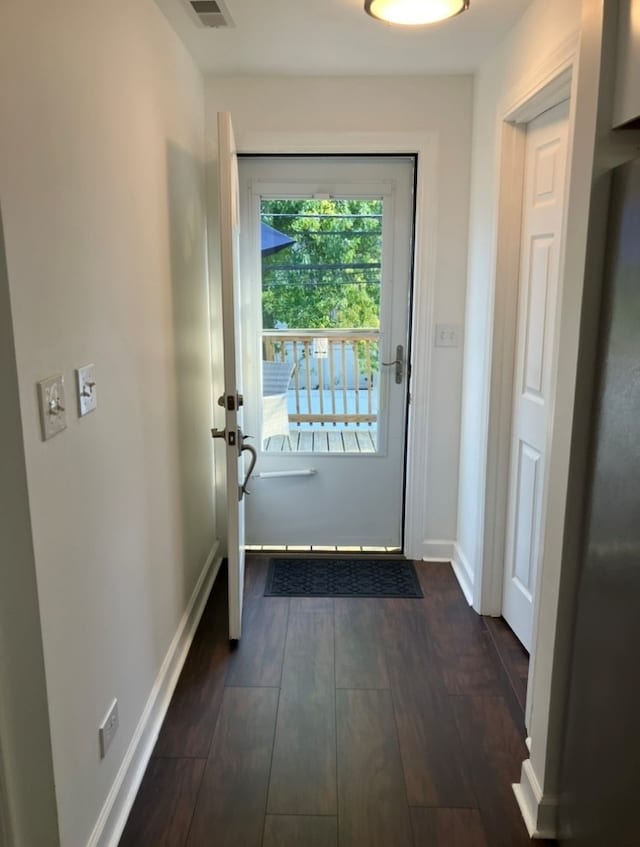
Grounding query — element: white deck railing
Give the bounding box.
[262,329,379,426]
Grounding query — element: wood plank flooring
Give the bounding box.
[267,608,336,815]
[119,558,555,847]
[483,615,530,713]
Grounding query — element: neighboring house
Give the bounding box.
[0,2,637,846]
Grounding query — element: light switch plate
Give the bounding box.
[76,363,97,416]
[37,374,67,441]
[435,323,461,348]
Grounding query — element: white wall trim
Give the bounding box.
[501,32,580,124]
[232,130,439,563]
[479,30,581,619]
[418,539,455,561]
[418,539,473,602]
[474,118,527,616]
[507,68,573,126]
[513,758,559,840]
[467,39,579,617]
[452,543,474,605]
[87,541,222,847]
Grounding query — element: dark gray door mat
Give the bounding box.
[264,557,423,598]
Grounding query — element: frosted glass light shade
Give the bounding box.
[364,0,469,26]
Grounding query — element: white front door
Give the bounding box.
[238,156,414,548]
[502,101,570,650]
[215,112,251,640]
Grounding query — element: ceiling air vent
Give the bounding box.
[188,0,234,28]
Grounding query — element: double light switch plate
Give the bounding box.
[37,365,97,440]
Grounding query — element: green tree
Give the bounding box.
[261,198,382,330]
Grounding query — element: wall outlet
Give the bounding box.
[98,699,119,759]
[435,323,461,348]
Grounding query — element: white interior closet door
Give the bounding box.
[503,100,570,650]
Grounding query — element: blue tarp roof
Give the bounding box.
[261,222,295,256]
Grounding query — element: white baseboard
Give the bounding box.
[513,758,558,840]
[415,540,474,605]
[418,539,455,561]
[452,543,474,605]
[87,541,222,847]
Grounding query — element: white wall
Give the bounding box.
[0,2,214,845]
[205,76,473,550]
[0,207,59,846]
[456,0,582,605]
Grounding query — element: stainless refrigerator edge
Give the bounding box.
[558,158,640,846]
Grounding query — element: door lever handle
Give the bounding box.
[211,427,237,446]
[239,441,257,500]
[381,345,404,384]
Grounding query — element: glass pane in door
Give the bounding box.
[259,198,383,454]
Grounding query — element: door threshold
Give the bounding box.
[245,544,403,554]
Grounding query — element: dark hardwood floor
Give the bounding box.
[119,558,553,847]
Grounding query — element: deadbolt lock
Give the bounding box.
[217,393,244,411]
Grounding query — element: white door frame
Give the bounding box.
[477,31,599,839]
[238,157,414,548]
[233,131,439,559]
[478,41,577,621]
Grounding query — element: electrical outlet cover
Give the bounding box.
[37,374,67,440]
[98,699,119,759]
[76,363,97,416]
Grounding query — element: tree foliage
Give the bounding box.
[261,198,382,330]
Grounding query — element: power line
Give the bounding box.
[264,262,380,272]
[261,213,382,220]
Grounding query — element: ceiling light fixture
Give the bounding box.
[364,0,469,26]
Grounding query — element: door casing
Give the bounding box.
[480,66,576,627]
[223,131,439,560]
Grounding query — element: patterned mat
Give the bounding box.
[264,557,423,598]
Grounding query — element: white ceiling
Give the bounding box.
[155,0,533,76]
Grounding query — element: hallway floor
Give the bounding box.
[120,558,552,847]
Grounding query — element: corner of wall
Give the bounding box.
[0,208,60,846]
